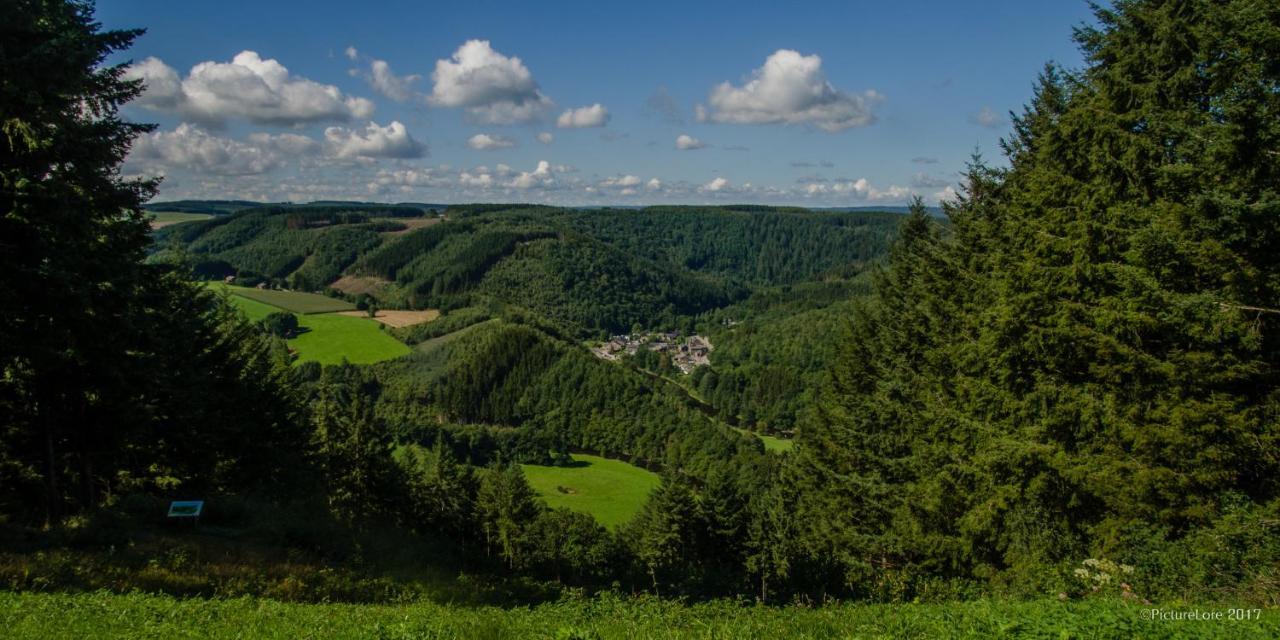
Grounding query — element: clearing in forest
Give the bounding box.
[521,453,660,529]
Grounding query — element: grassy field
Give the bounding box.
[289,313,410,365]
[521,454,660,529]
[2,591,1273,639]
[149,210,213,228]
[212,284,409,365]
[219,284,356,314]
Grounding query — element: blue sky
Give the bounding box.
[98,0,1098,206]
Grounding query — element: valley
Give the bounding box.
[5,1,1278,637]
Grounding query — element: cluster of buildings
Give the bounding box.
[592,332,714,374]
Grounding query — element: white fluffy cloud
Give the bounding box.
[556,103,610,128]
[675,134,705,150]
[700,49,881,132]
[364,59,422,102]
[509,160,555,189]
[130,123,286,175]
[324,120,426,159]
[536,132,554,144]
[798,177,909,201]
[646,178,662,190]
[371,166,451,191]
[247,131,323,156]
[428,40,552,124]
[702,177,729,192]
[467,133,517,150]
[126,52,375,126]
[600,174,642,188]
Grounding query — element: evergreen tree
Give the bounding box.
[0,1,306,524]
[312,373,399,528]
[626,474,699,595]
[475,464,541,568]
[794,0,1280,596]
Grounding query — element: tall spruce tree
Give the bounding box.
[1,0,306,524]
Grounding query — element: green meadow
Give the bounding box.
[521,454,660,529]
[148,210,212,228]
[211,284,409,365]
[219,284,356,314]
[288,312,410,365]
[2,591,1272,640]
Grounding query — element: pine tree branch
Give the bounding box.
[1219,302,1280,315]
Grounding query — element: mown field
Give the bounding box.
[210,284,409,365]
[148,210,213,228]
[2,591,1273,639]
[219,285,356,314]
[521,454,660,529]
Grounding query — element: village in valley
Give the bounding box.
[591,331,714,374]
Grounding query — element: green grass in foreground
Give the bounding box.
[219,284,356,314]
[212,285,409,365]
[521,454,659,529]
[2,591,1274,639]
[149,210,213,228]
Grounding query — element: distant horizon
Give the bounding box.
[142,198,943,213]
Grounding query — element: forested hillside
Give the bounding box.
[154,204,901,335]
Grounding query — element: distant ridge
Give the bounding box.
[144,199,933,216]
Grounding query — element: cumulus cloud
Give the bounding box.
[428,40,552,124]
[362,59,422,102]
[510,160,555,189]
[458,170,494,188]
[536,132,554,144]
[968,106,1004,128]
[344,46,359,61]
[675,134,706,150]
[557,103,610,128]
[646,178,662,190]
[600,174,642,188]
[370,166,451,192]
[130,123,285,175]
[934,185,960,203]
[247,131,322,156]
[125,52,375,126]
[797,177,910,201]
[699,49,881,132]
[324,120,426,158]
[702,177,729,192]
[467,133,517,150]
